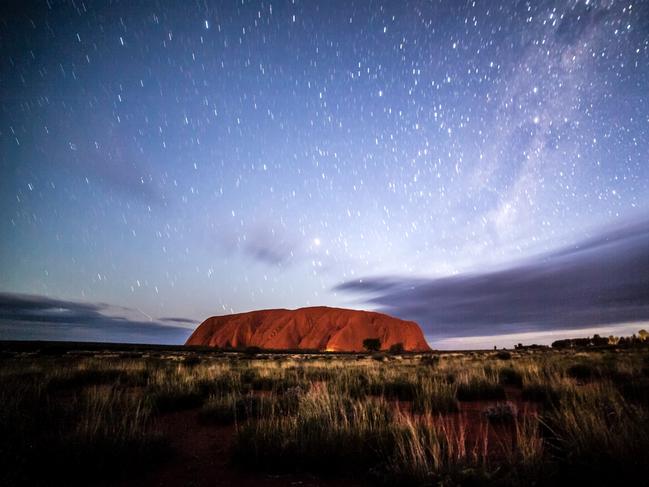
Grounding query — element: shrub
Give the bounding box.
[381,378,419,401]
[484,402,517,423]
[152,389,204,412]
[496,351,512,360]
[499,367,523,387]
[202,390,292,422]
[617,378,649,404]
[389,343,405,354]
[566,363,595,381]
[200,393,240,424]
[240,368,259,383]
[522,383,560,406]
[47,369,124,390]
[385,416,495,484]
[412,380,459,414]
[363,338,381,352]
[420,355,440,367]
[149,375,205,412]
[0,378,169,485]
[182,355,202,367]
[543,386,649,485]
[196,374,241,396]
[303,367,337,381]
[250,376,277,391]
[457,378,506,401]
[232,391,395,473]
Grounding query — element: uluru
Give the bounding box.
[186,306,431,352]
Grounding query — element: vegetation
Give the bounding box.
[363,337,381,352]
[552,332,649,349]
[2,343,649,485]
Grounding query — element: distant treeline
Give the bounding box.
[551,330,649,349]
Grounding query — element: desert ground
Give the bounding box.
[2,342,649,486]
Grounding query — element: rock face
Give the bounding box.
[185,306,431,352]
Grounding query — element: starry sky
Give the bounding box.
[1,0,648,348]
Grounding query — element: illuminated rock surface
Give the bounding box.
[186,306,431,352]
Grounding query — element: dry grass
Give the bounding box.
[1,347,649,485]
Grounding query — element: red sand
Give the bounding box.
[117,388,538,485]
[117,410,365,487]
[186,306,431,352]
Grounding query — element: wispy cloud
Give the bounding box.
[47,118,167,206]
[335,216,649,340]
[241,226,298,266]
[159,317,197,325]
[0,293,193,344]
[219,224,309,268]
[431,322,649,351]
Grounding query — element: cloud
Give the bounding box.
[242,227,297,266]
[159,317,198,325]
[72,130,166,205]
[218,224,301,267]
[0,293,193,344]
[46,118,166,206]
[335,216,649,340]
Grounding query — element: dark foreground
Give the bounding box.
[1,341,649,486]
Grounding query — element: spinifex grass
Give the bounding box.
[0,363,168,486]
[232,389,397,472]
[2,347,649,486]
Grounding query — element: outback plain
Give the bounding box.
[2,340,649,486]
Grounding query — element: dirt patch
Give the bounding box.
[116,409,366,487]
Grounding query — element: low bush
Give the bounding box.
[498,367,523,387]
[200,393,240,424]
[495,351,512,361]
[380,378,419,401]
[543,386,649,485]
[412,380,459,414]
[522,383,561,406]
[457,378,506,401]
[47,368,124,390]
[420,355,440,367]
[566,363,595,381]
[484,402,517,423]
[233,392,395,473]
[182,355,202,367]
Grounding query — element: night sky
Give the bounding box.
[1,1,648,348]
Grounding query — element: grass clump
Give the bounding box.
[0,370,168,486]
[522,382,561,406]
[200,392,241,424]
[233,390,396,473]
[498,367,523,387]
[412,379,459,414]
[543,384,649,484]
[420,355,440,367]
[379,377,420,401]
[151,388,204,412]
[457,378,506,401]
[386,417,497,485]
[47,368,124,390]
[566,363,596,381]
[484,402,518,423]
[5,345,649,486]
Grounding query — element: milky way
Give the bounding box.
[1,1,648,347]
